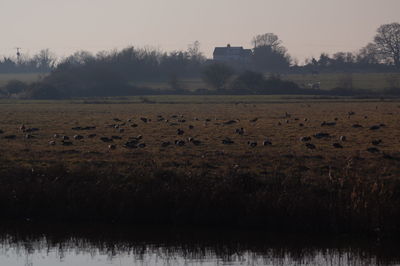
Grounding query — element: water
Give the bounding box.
[0,224,399,266]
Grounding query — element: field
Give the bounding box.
[134,73,400,91]
[0,73,44,87]
[282,72,400,91]
[0,72,399,93]
[1,97,400,234]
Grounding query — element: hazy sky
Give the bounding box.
[1,0,399,62]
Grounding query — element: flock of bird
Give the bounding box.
[0,111,391,154]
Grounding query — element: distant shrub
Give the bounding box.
[23,82,62,99]
[202,63,234,90]
[232,71,265,91]
[336,74,354,89]
[3,80,29,95]
[329,87,369,96]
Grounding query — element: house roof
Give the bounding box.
[213,46,252,57]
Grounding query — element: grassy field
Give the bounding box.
[1,72,399,92]
[282,72,400,91]
[1,99,400,233]
[0,73,45,87]
[134,73,400,92]
[1,99,400,168]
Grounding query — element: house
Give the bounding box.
[213,44,252,65]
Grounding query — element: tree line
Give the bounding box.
[0,49,56,73]
[0,23,399,99]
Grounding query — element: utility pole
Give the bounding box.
[15,47,22,64]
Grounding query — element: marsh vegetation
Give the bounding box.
[1,99,400,235]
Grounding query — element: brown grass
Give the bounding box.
[1,99,400,233]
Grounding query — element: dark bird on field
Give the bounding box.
[175,140,185,146]
[321,121,336,126]
[137,143,146,148]
[188,137,202,145]
[88,134,97,138]
[339,136,347,142]
[124,140,138,148]
[100,137,113,143]
[367,147,380,153]
[192,139,202,146]
[161,141,171,147]
[369,125,381,130]
[248,141,257,147]
[129,135,142,141]
[222,137,234,145]
[140,117,148,123]
[352,124,363,128]
[131,124,138,128]
[25,128,39,133]
[108,144,116,150]
[235,128,245,135]
[372,139,382,146]
[223,120,237,125]
[306,143,316,150]
[300,136,311,142]
[74,135,84,140]
[188,125,194,129]
[333,143,343,149]
[313,132,330,139]
[263,139,272,146]
[177,129,184,135]
[111,135,122,140]
[62,136,69,140]
[62,141,73,146]
[25,134,34,139]
[250,118,258,123]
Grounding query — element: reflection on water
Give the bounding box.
[0,224,398,266]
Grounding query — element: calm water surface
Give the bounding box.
[0,224,399,266]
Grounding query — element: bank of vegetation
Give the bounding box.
[0,23,399,99]
[0,155,399,236]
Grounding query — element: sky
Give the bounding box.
[0,0,399,63]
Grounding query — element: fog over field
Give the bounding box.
[1,0,400,60]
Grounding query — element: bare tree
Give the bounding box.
[357,43,380,65]
[251,33,281,49]
[32,49,57,71]
[202,63,234,90]
[187,41,205,62]
[251,33,291,72]
[374,22,400,69]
